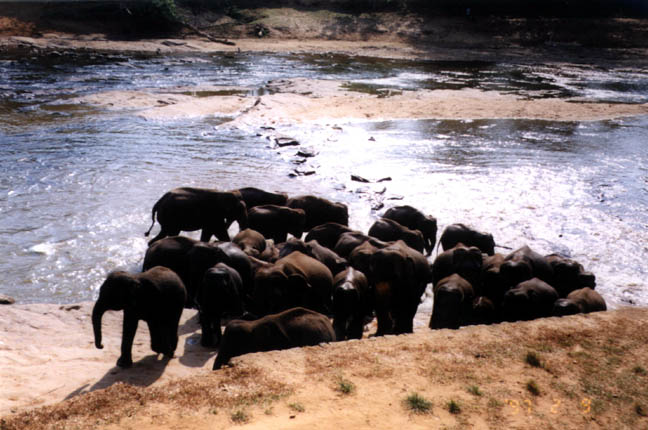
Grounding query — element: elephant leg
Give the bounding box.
[213,221,231,242]
[348,314,364,340]
[200,311,215,347]
[118,314,138,368]
[333,315,348,341]
[373,281,393,336]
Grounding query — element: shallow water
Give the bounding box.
[1,51,647,308]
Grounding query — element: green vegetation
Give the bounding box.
[288,402,305,413]
[467,385,482,396]
[230,410,249,424]
[405,392,432,414]
[335,377,356,395]
[525,351,542,368]
[526,380,540,396]
[447,399,461,414]
[633,366,646,375]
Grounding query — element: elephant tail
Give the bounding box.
[144,200,159,237]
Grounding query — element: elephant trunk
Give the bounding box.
[92,301,106,349]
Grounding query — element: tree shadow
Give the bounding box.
[64,354,171,401]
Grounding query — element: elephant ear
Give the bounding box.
[136,276,160,311]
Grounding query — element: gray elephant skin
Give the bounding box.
[440,223,495,256]
[247,204,306,244]
[368,218,425,255]
[196,262,244,347]
[350,240,430,336]
[212,307,335,370]
[287,195,349,231]
[252,251,333,316]
[332,267,371,341]
[92,266,187,368]
[145,187,248,245]
[383,205,437,256]
[304,222,354,250]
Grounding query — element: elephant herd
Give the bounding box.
[92,186,606,371]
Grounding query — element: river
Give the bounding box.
[1,50,647,309]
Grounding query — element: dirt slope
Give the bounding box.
[1,304,647,430]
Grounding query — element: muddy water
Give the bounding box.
[1,51,647,308]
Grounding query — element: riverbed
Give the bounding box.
[1,49,647,309]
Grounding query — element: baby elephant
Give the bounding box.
[553,288,607,316]
[212,307,335,369]
[92,266,187,368]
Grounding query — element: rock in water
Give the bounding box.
[0,294,15,305]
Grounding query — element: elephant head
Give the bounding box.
[430,274,473,330]
[92,271,140,350]
[213,320,252,370]
[287,208,306,239]
[431,243,483,293]
[418,216,438,256]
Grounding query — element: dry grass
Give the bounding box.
[0,365,290,430]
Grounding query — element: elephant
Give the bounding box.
[252,251,334,316]
[304,222,354,250]
[247,204,306,244]
[92,266,187,368]
[440,223,495,256]
[195,263,244,347]
[144,236,253,307]
[348,240,389,278]
[429,273,474,330]
[279,238,348,276]
[145,187,247,245]
[234,186,288,209]
[501,278,559,322]
[212,307,335,370]
[500,245,554,289]
[286,195,349,231]
[431,243,483,294]
[187,241,254,305]
[143,235,196,291]
[368,218,425,254]
[552,287,606,316]
[332,267,371,341]
[232,228,267,258]
[383,205,437,256]
[545,254,596,297]
[480,253,507,305]
[471,296,496,325]
[362,240,431,335]
[334,231,387,259]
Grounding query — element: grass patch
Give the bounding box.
[405,392,432,414]
[633,365,646,375]
[335,376,355,395]
[487,397,503,409]
[288,402,305,413]
[467,385,482,396]
[525,351,543,368]
[230,410,249,424]
[636,403,647,417]
[447,399,461,414]
[526,380,540,396]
